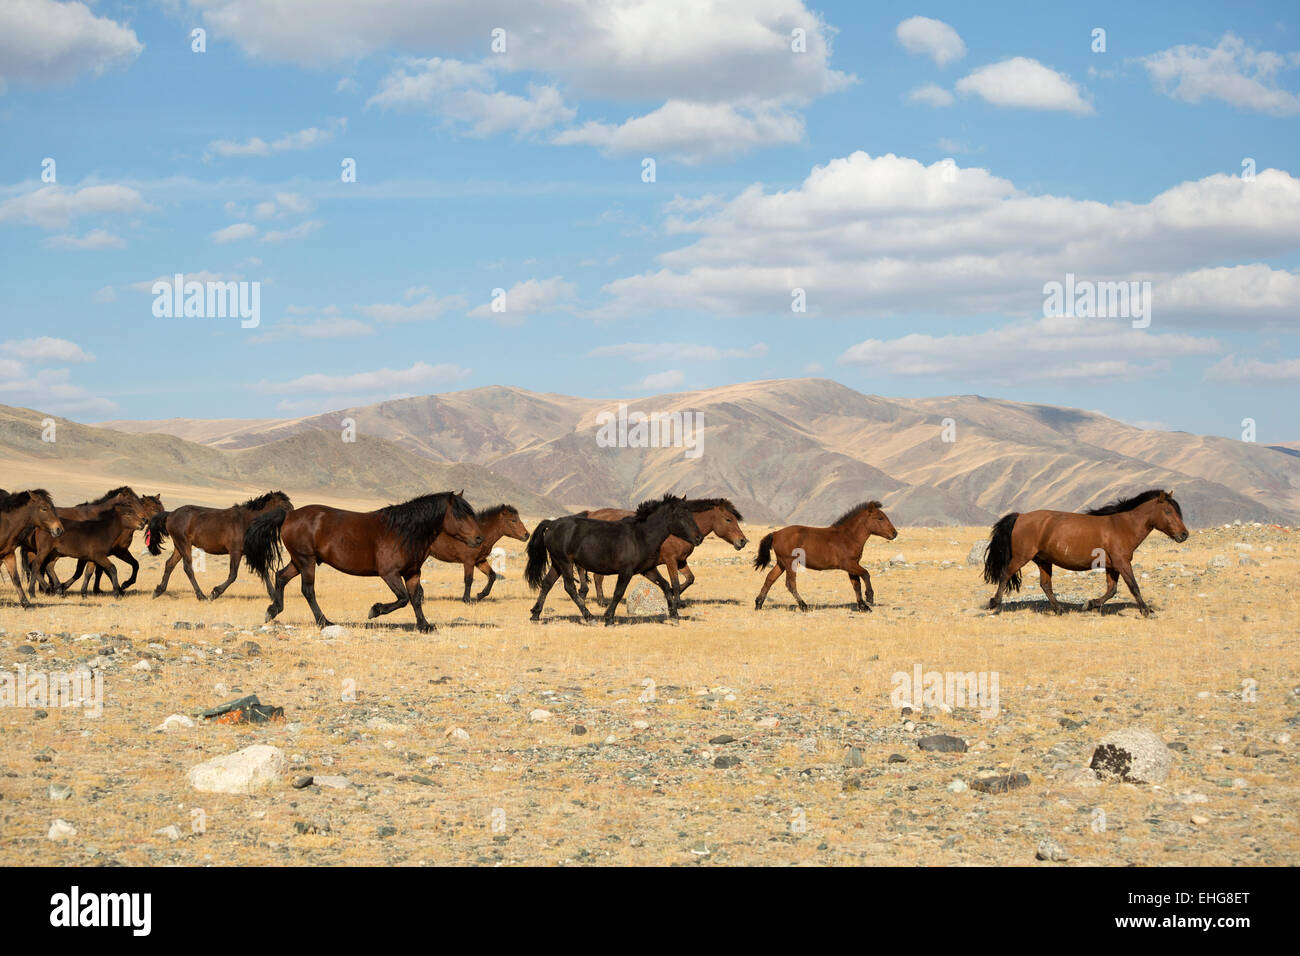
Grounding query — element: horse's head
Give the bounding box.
[1153,489,1188,542]
[663,496,705,547]
[22,490,64,537]
[499,505,529,542]
[696,500,747,550]
[116,499,150,530]
[141,493,165,519]
[268,491,294,512]
[443,491,484,548]
[868,504,899,541]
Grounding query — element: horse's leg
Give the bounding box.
[1034,559,1063,614]
[176,537,207,600]
[115,544,140,590]
[298,558,333,628]
[59,558,87,595]
[1084,569,1119,612]
[153,544,183,597]
[368,571,412,620]
[461,560,475,603]
[209,550,241,600]
[3,552,32,608]
[603,573,633,626]
[473,560,497,600]
[662,561,682,610]
[988,554,1031,612]
[677,560,695,595]
[848,562,875,606]
[594,573,609,607]
[784,563,809,612]
[405,571,434,632]
[848,573,868,612]
[529,567,560,621]
[1114,558,1152,617]
[755,563,784,610]
[266,561,299,621]
[642,568,679,620]
[556,560,594,621]
[98,556,125,597]
[576,567,589,602]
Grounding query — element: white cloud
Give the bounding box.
[589,342,768,361]
[260,220,322,242]
[93,285,116,304]
[896,17,966,68]
[1139,33,1300,116]
[0,184,146,229]
[956,57,1092,113]
[839,316,1219,385]
[0,0,142,89]
[359,293,466,323]
[212,222,257,243]
[1205,355,1300,383]
[0,334,110,416]
[2,337,94,362]
[637,370,684,391]
[1159,265,1300,326]
[253,361,471,394]
[553,99,804,164]
[907,83,954,107]
[468,277,575,322]
[42,228,125,250]
[207,121,344,158]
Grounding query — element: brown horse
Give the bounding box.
[32,499,151,597]
[983,488,1188,617]
[64,493,165,594]
[577,498,748,607]
[148,491,293,600]
[20,486,143,592]
[1,489,64,608]
[753,501,898,612]
[426,503,529,602]
[244,491,482,631]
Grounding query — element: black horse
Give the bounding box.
[525,493,704,626]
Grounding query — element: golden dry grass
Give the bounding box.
[2,521,1296,866]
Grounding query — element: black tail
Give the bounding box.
[244,507,288,585]
[982,513,1021,592]
[752,532,774,570]
[146,512,170,555]
[524,519,553,590]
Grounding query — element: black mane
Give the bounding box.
[1,489,53,512]
[240,491,288,512]
[832,500,881,526]
[687,497,743,521]
[478,503,519,522]
[1085,489,1181,518]
[634,492,686,522]
[380,491,475,554]
[79,485,136,506]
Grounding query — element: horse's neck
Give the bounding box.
[841,514,873,548]
[692,510,715,539]
[478,513,505,545]
[1113,507,1155,547]
[639,511,676,546]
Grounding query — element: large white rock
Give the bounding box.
[966,540,989,566]
[1090,727,1171,784]
[187,744,287,795]
[624,580,669,616]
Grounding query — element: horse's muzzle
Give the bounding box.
[50,526,64,537]
[735,539,748,550]
[1177,531,1189,542]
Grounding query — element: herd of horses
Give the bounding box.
[0,484,1190,628]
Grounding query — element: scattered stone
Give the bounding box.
[571,725,587,736]
[713,755,741,769]
[918,734,967,753]
[376,825,397,839]
[1090,727,1171,784]
[1036,839,1069,862]
[971,772,1030,794]
[887,753,907,764]
[755,717,779,729]
[313,775,350,790]
[624,580,669,616]
[1056,767,1100,787]
[292,775,314,790]
[529,709,552,722]
[320,624,348,639]
[709,734,736,745]
[947,779,968,793]
[155,825,182,841]
[187,744,288,795]
[48,819,77,841]
[966,540,989,566]
[843,746,864,768]
[48,784,73,801]
[156,714,195,732]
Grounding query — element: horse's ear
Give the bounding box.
[1166,488,1175,498]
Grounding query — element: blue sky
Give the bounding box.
[1,0,1297,441]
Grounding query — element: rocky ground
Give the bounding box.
[1,523,1296,866]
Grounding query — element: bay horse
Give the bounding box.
[19,486,143,592]
[426,503,529,602]
[65,493,165,594]
[32,499,151,597]
[0,490,64,608]
[753,501,898,612]
[244,491,482,631]
[982,488,1188,617]
[148,491,293,600]
[576,498,748,607]
[525,493,705,626]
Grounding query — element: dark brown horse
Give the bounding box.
[983,488,1188,617]
[754,501,898,612]
[64,493,165,594]
[426,503,529,602]
[1,490,64,608]
[20,486,143,592]
[244,491,482,631]
[577,498,748,607]
[148,491,293,600]
[32,499,151,597]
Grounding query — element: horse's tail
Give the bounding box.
[983,513,1021,591]
[145,511,170,555]
[243,507,288,585]
[752,532,774,570]
[524,519,553,591]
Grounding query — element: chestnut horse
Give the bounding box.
[525,494,704,625]
[148,491,293,600]
[32,499,151,597]
[753,501,898,612]
[982,488,1188,617]
[66,493,165,594]
[19,486,143,592]
[576,498,748,607]
[426,503,529,602]
[1,490,64,608]
[244,491,482,631]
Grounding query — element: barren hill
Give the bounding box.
[79,379,1300,526]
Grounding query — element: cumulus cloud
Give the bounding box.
[0,184,146,230]
[253,361,471,395]
[212,222,257,243]
[42,228,125,250]
[0,335,111,416]
[207,120,344,158]
[468,277,575,322]
[359,293,467,323]
[589,342,768,361]
[636,369,685,391]
[1139,33,1300,116]
[260,220,322,242]
[896,17,966,67]
[0,0,142,89]
[956,57,1092,113]
[907,83,954,107]
[1204,355,1300,383]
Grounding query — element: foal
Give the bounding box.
[426,503,529,602]
[753,501,898,612]
[33,500,150,597]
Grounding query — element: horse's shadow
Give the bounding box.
[357,618,498,631]
[531,612,690,627]
[760,601,874,612]
[990,598,1148,616]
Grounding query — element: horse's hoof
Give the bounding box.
[529,613,541,622]
[152,590,163,599]
[754,600,763,610]
[798,603,809,612]
[417,623,436,633]
[368,604,383,619]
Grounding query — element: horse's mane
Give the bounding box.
[380,492,475,554]
[831,501,881,526]
[79,486,136,506]
[1085,489,1181,518]
[634,492,686,522]
[240,491,289,512]
[1,489,53,512]
[687,497,743,521]
[477,503,519,522]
